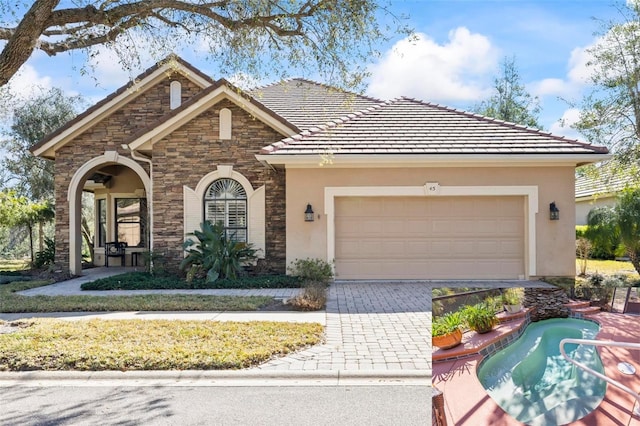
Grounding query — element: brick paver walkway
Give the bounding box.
[256,281,432,372]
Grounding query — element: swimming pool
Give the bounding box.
[477,318,606,425]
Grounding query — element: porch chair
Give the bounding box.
[105,241,127,267]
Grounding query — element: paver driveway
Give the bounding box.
[256,281,432,372]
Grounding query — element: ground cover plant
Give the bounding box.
[0,279,274,313]
[81,271,301,291]
[0,318,324,371]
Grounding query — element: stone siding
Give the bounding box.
[152,99,286,274]
[523,288,571,321]
[53,75,208,270]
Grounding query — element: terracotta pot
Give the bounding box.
[432,328,463,349]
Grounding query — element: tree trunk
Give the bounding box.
[27,223,34,263]
[628,250,640,276]
[38,221,44,252]
[81,215,94,264]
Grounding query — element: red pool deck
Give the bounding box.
[433,312,640,426]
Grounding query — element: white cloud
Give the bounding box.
[530,44,594,99]
[549,108,582,140]
[366,28,499,103]
[6,64,52,99]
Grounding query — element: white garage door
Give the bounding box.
[335,196,525,280]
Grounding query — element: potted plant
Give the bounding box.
[462,302,497,334]
[432,311,464,349]
[502,288,523,313]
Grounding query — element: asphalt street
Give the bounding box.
[0,384,431,426]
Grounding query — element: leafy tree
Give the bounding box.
[1,87,82,201]
[574,1,640,167]
[0,190,54,264]
[472,56,542,129]
[587,187,640,275]
[0,0,407,88]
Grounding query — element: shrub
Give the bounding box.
[33,237,55,269]
[287,258,334,283]
[588,273,604,287]
[180,221,257,282]
[81,272,301,291]
[576,237,591,276]
[288,281,327,311]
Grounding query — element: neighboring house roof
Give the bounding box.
[575,169,636,199]
[259,97,609,164]
[250,79,382,130]
[31,56,214,159]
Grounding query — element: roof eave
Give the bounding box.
[31,59,213,158]
[255,153,612,168]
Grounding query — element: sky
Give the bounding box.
[1,0,628,142]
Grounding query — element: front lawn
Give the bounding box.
[576,258,637,276]
[0,280,274,313]
[0,318,324,371]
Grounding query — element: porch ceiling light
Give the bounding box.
[550,202,559,220]
[305,203,315,222]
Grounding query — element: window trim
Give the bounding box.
[203,178,248,242]
[114,197,148,248]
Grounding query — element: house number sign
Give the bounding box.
[425,182,440,195]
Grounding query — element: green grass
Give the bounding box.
[576,258,637,276]
[0,318,324,371]
[81,272,301,291]
[0,280,274,313]
[0,259,29,272]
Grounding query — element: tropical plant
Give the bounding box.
[33,237,55,268]
[587,188,640,275]
[287,258,334,284]
[462,303,497,334]
[432,311,463,337]
[180,221,257,283]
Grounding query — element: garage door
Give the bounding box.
[335,196,524,280]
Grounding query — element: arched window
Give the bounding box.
[204,178,247,242]
[170,81,182,109]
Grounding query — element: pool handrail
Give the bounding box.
[559,338,640,416]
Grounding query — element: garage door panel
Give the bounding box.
[335,196,525,280]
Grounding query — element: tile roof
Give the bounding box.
[250,79,382,130]
[575,169,637,198]
[260,97,609,156]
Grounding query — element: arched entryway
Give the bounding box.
[67,151,151,275]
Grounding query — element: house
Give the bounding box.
[31,56,609,280]
[575,168,636,225]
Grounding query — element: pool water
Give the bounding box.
[477,318,606,425]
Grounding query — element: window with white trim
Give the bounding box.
[204,178,247,242]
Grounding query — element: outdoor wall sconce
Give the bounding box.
[550,202,560,220]
[305,203,315,222]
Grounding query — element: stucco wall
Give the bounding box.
[575,196,616,226]
[286,165,576,278]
